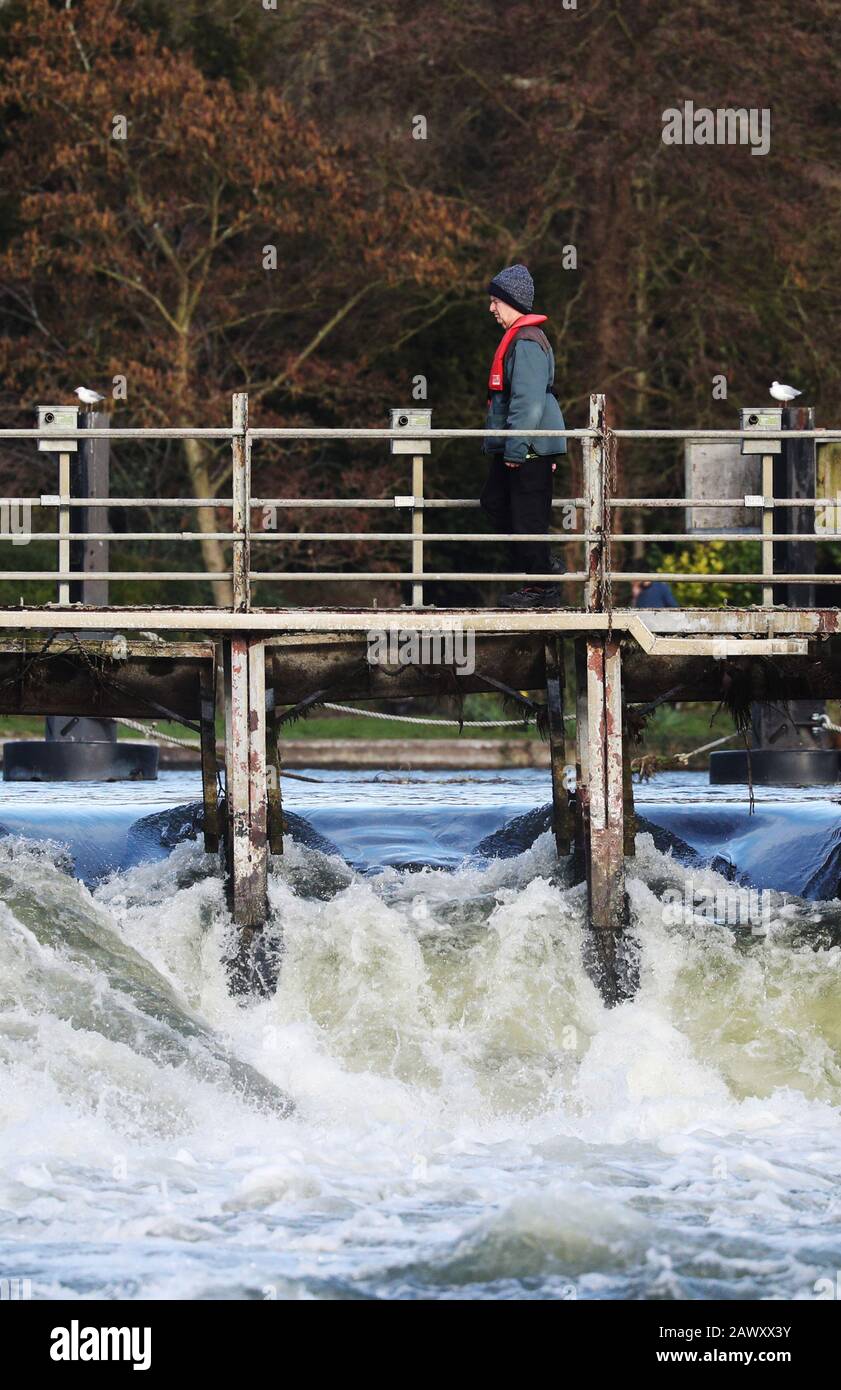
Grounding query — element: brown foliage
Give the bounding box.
[2,0,841,599]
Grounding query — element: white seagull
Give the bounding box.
[74,386,105,405]
[770,380,803,402]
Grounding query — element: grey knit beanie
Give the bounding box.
[487,263,535,314]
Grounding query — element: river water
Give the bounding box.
[0,768,840,1300]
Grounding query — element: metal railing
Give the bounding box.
[1,391,840,611]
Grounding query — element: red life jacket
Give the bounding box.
[488,313,548,393]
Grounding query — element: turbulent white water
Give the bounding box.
[1,776,840,1300]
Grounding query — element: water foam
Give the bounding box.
[0,823,838,1299]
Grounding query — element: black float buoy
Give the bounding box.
[3,738,159,782]
[709,748,841,786]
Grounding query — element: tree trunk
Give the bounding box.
[631,174,649,566]
[183,435,233,607]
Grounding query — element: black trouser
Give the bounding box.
[479,453,556,579]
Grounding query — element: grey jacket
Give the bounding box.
[483,326,567,463]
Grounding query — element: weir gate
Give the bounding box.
[2,393,840,1003]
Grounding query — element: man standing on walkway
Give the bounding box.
[479,264,567,609]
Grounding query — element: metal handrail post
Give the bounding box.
[586,394,606,611]
[57,451,70,606]
[231,393,251,612]
[412,453,425,608]
[762,453,774,607]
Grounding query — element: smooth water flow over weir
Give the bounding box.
[1,767,840,1300]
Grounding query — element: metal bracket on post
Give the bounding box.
[232,393,251,613]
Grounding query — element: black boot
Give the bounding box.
[498,583,563,609]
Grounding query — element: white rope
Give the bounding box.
[115,718,328,783]
[674,732,739,764]
[321,701,555,728]
[117,717,201,748]
[116,708,545,742]
[119,709,741,776]
[812,712,841,734]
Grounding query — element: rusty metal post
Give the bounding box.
[584,634,627,1006]
[223,635,268,932]
[247,639,268,902]
[266,648,284,855]
[544,634,572,855]
[57,451,71,606]
[622,700,638,858]
[231,393,251,613]
[570,637,589,884]
[411,454,425,608]
[200,654,220,854]
[761,453,774,608]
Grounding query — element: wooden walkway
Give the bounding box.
[1,604,838,1002]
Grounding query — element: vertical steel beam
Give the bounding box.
[544,634,572,855]
[585,635,626,1005]
[586,394,606,612]
[266,649,284,855]
[776,404,816,608]
[200,654,220,854]
[622,701,638,859]
[231,393,251,613]
[247,638,268,891]
[761,453,774,608]
[57,452,71,606]
[411,454,425,609]
[223,635,267,929]
[571,636,590,885]
[224,636,248,906]
[71,407,110,607]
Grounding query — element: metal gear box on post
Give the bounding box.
[36,404,78,452]
[740,406,783,455]
[389,407,431,454]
